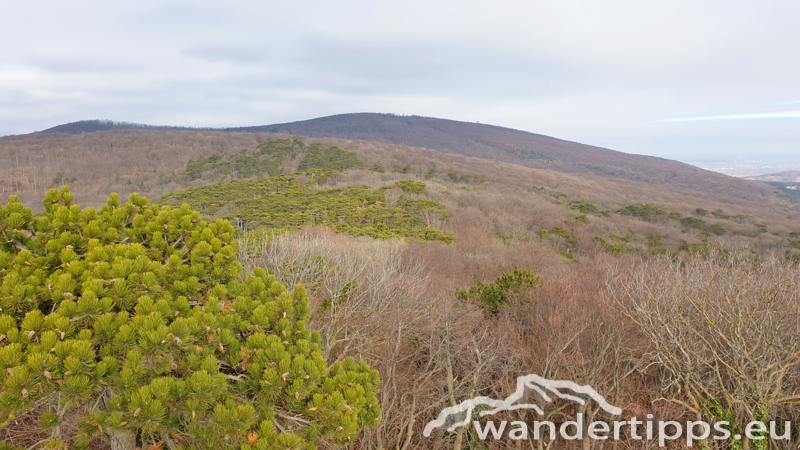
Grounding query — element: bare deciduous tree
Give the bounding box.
[611,252,800,450]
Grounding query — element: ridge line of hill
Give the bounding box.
[37,113,778,203]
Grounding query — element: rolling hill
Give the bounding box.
[41,114,775,202]
[4,118,796,450]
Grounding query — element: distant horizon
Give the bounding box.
[2,1,799,165]
[13,113,799,178]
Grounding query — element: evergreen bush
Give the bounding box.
[160,176,454,243]
[0,188,380,450]
[455,266,540,312]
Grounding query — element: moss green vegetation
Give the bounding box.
[647,234,663,248]
[297,142,364,172]
[160,175,454,243]
[548,227,578,247]
[595,237,625,257]
[184,138,303,180]
[609,231,634,242]
[569,201,610,217]
[681,217,706,229]
[618,203,667,222]
[572,214,590,224]
[455,266,541,312]
[647,234,668,255]
[707,224,727,236]
[184,138,364,181]
[392,164,412,174]
[0,187,380,450]
[680,239,709,255]
[446,172,485,184]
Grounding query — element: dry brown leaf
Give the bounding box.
[247,431,259,444]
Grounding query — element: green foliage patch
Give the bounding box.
[595,237,625,257]
[609,231,634,242]
[569,201,610,217]
[160,175,454,243]
[707,223,727,236]
[446,172,485,184]
[297,142,365,172]
[618,203,667,222]
[184,138,304,180]
[548,227,578,247]
[184,138,365,181]
[680,216,707,229]
[0,188,380,449]
[455,266,541,312]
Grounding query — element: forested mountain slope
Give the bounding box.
[4,119,800,449]
[231,113,773,202]
[40,114,775,202]
[3,128,799,264]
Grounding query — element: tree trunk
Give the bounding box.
[110,430,136,450]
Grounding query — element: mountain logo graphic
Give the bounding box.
[423,374,622,437]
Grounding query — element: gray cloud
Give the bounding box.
[1,0,799,166]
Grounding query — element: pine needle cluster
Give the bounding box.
[0,187,380,450]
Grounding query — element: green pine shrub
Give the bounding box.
[595,237,625,257]
[681,216,707,229]
[609,231,634,242]
[183,139,364,182]
[0,188,380,450]
[455,266,541,312]
[707,224,727,235]
[549,227,578,247]
[296,143,364,172]
[184,138,305,181]
[160,176,454,243]
[568,201,610,217]
[617,203,667,222]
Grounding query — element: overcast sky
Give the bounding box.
[2,0,799,164]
